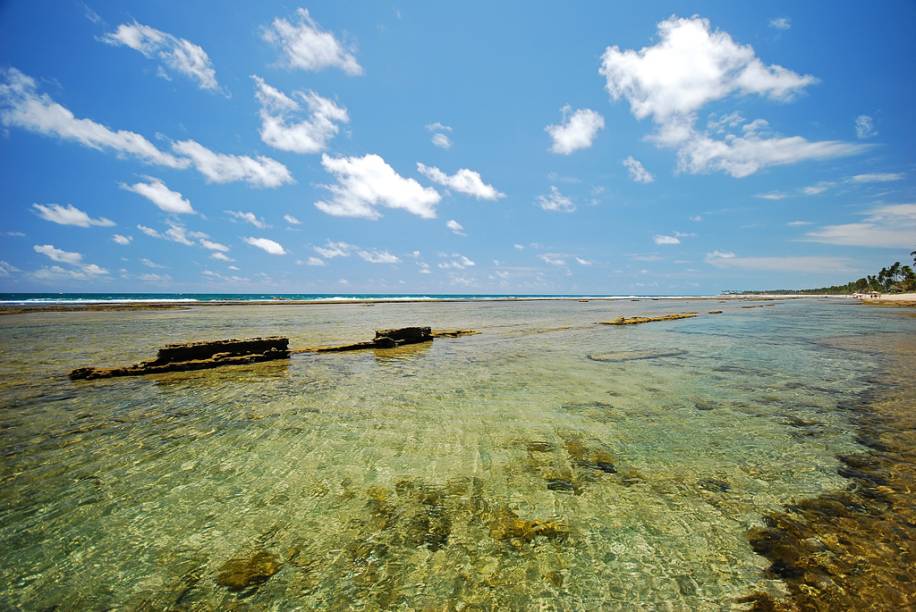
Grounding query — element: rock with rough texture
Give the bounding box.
[69,336,289,380]
[374,326,432,346]
[216,551,282,591]
[295,327,442,353]
[599,313,698,325]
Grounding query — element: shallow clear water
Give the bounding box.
[0,298,911,608]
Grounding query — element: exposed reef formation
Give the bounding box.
[69,337,289,380]
[293,327,478,353]
[599,313,698,325]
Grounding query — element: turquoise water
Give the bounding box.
[0,298,911,608]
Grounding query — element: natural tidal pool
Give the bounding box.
[0,298,913,609]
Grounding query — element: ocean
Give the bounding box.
[0,297,912,608]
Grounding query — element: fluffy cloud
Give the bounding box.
[705,250,851,272]
[623,156,654,183]
[855,115,876,139]
[805,204,916,248]
[431,133,451,149]
[0,261,19,277]
[850,172,903,183]
[171,140,293,188]
[284,214,301,225]
[769,17,791,30]
[33,244,108,277]
[101,22,220,92]
[199,238,229,252]
[600,17,864,177]
[654,234,680,245]
[112,234,132,245]
[226,210,268,229]
[121,177,194,214]
[314,240,353,258]
[210,252,233,262]
[438,254,475,270]
[545,105,604,154]
[802,182,833,195]
[416,163,504,200]
[316,154,441,219]
[536,186,575,213]
[0,68,188,168]
[539,253,567,266]
[299,256,325,266]
[446,219,465,235]
[137,225,162,239]
[141,258,165,269]
[34,244,82,265]
[244,236,286,255]
[756,192,787,201]
[357,249,399,264]
[252,75,348,154]
[32,203,114,227]
[262,8,362,76]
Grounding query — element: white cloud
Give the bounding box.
[171,140,293,188]
[416,163,504,200]
[689,215,703,222]
[787,220,811,227]
[262,8,362,76]
[545,105,604,154]
[622,156,654,183]
[654,234,680,245]
[426,122,452,132]
[210,252,233,262]
[33,244,107,277]
[316,153,441,219]
[0,68,188,168]
[298,256,325,266]
[539,253,567,266]
[601,16,815,122]
[34,244,82,265]
[855,115,876,139]
[769,17,791,30]
[141,257,164,269]
[575,257,592,266]
[164,222,194,245]
[600,17,865,177]
[756,192,787,201]
[357,249,399,264]
[705,251,851,272]
[802,182,834,195]
[252,75,348,154]
[32,203,114,227]
[0,261,19,277]
[121,177,194,214]
[850,172,903,183]
[314,240,353,258]
[112,234,132,245]
[226,210,268,229]
[446,219,465,235]
[537,186,575,213]
[244,236,286,255]
[284,213,301,225]
[438,254,475,270]
[431,133,452,149]
[139,273,171,282]
[805,203,916,248]
[137,225,161,239]
[199,238,229,252]
[101,22,221,92]
[513,243,525,250]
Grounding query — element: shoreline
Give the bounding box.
[0,294,852,315]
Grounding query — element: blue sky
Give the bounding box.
[1,1,914,295]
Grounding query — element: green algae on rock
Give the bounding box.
[599,313,698,325]
[216,551,282,592]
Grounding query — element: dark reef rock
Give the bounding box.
[70,337,289,380]
[295,326,460,353]
[216,551,282,592]
[599,313,697,325]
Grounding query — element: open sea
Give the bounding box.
[0,296,913,608]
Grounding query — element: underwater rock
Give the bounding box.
[430,328,479,338]
[374,327,432,345]
[598,313,697,325]
[708,310,723,314]
[216,551,282,592]
[488,507,569,547]
[587,349,688,363]
[69,337,289,380]
[698,478,731,493]
[694,401,716,411]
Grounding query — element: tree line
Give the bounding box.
[739,251,916,295]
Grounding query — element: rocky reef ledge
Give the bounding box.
[598,313,697,325]
[293,327,478,353]
[69,337,290,380]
